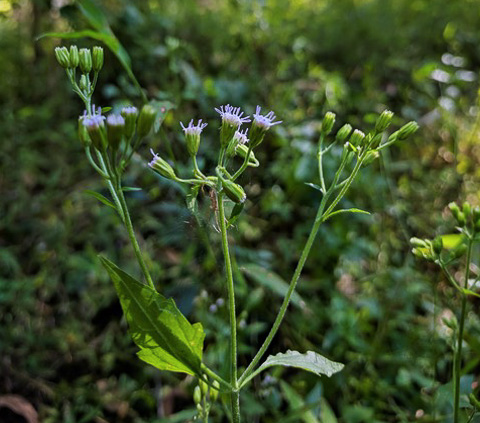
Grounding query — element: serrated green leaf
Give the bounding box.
[323,208,370,222]
[241,264,305,308]
[258,350,344,378]
[100,256,205,375]
[84,190,115,209]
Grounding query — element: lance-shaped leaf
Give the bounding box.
[100,256,205,376]
[242,350,343,387]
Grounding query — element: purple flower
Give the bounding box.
[180,119,208,136]
[233,128,249,145]
[215,104,251,128]
[106,114,125,127]
[252,106,282,130]
[82,114,105,129]
[121,106,138,116]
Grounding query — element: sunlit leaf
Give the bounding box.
[440,234,464,249]
[323,208,370,222]
[100,257,205,375]
[84,189,115,209]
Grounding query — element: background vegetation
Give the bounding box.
[1,0,480,421]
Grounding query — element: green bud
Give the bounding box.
[473,206,480,222]
[248,122,265,149]
[79,48,92,74]
[235,143,259,167]
[186,132,201,157]
[92,46,104,72]
[410,237,428,248]
[432,237,443,254]
[54,47,70,68]
[370,133,383,149]
[106,115,125,151]
[78,117,91,147]
[69,45,79,68]
[335,123,352,143]
[397,121,419,140]
[463,202,471,219]
[196,403,203,413]
[83,117,106,151]
[79,74,88,92]
[148,153,176,180]
[350,129,365,147]
[375,109,394,133]
[448,202,460,219]
[121,106,138,139]
[321,112,336,135]
[362,150,379,167]
[456,211,466,227]
[412,248,432,261]
[222,180,246,204]
[210,381,220,402]
[199,377,208,396]
[137,105,157,138]
[475,219,480,232]
[193,386,202,405]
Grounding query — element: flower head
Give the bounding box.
[180,119,208,135]
[215,104,251,128]
[148,149,176,180]
[121,106,138,116]
[252,106,282,130]
[181,119,207,156]
[233,128,249,145]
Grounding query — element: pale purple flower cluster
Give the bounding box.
[148,148,161,168]
[121,106,138,116]
[180,119,208,135]
[233,128,249,145]
[215,104,251,128]
[252,106,282,130]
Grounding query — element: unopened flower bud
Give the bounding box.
[432,237,443,254]
[121,106,138,139]
[181,119,208,157]
[410,237,428,248]
[375,110,394,133]
[210,380,220,402]
[362,150,379,167]
[79,74,88,92]
[92,46,104,72]
[335,124,352,143]
[222,180,246,204]
[462,202,471,219]
[148,150,176,180]
[473,206,480,222]
[193,386,202,405]
[78,117,91,147]
[456,211,466,227]
[79,48,92,74]
[106,114,125,150]
[448,202,460,219]
[350,129,365,147]
[321,112,336,135]
[137,105,157,138]
[196,403,203,413]
[397,121,419,140]
[55,47,70,68]
[199,377,208,396]
[69,45,79,68]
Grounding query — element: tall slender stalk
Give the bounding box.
[453,237,473,423]
[217,193,240,422]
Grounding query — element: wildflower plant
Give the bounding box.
[411,202,480,422]
[55,45,418,422]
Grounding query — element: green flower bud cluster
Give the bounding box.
[410,236,444,261]
[449,201,480,232]
[55,45,104,74]
[193,376,220,420]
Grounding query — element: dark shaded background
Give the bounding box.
[1,0,480,421]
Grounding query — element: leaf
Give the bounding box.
[149,100,176,133]
[84,190,115,209]
[122,186,142,192]
[227,203,244,228]
[305,182,324,193]
[280,381,319,423]
[100,257,205,375]
[241,264,305,309]
[186,185,200,216]
[77,0,110,32]
[322,208,370,222]
[258,350,344,378]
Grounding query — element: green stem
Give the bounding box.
[200,364,232,391]
[217,193,240,422]
[317,133,327,193]
[232,145,253,181]
[453,237,473,423]
[116,185,155,289]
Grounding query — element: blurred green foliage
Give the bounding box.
[1,0,480,421]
